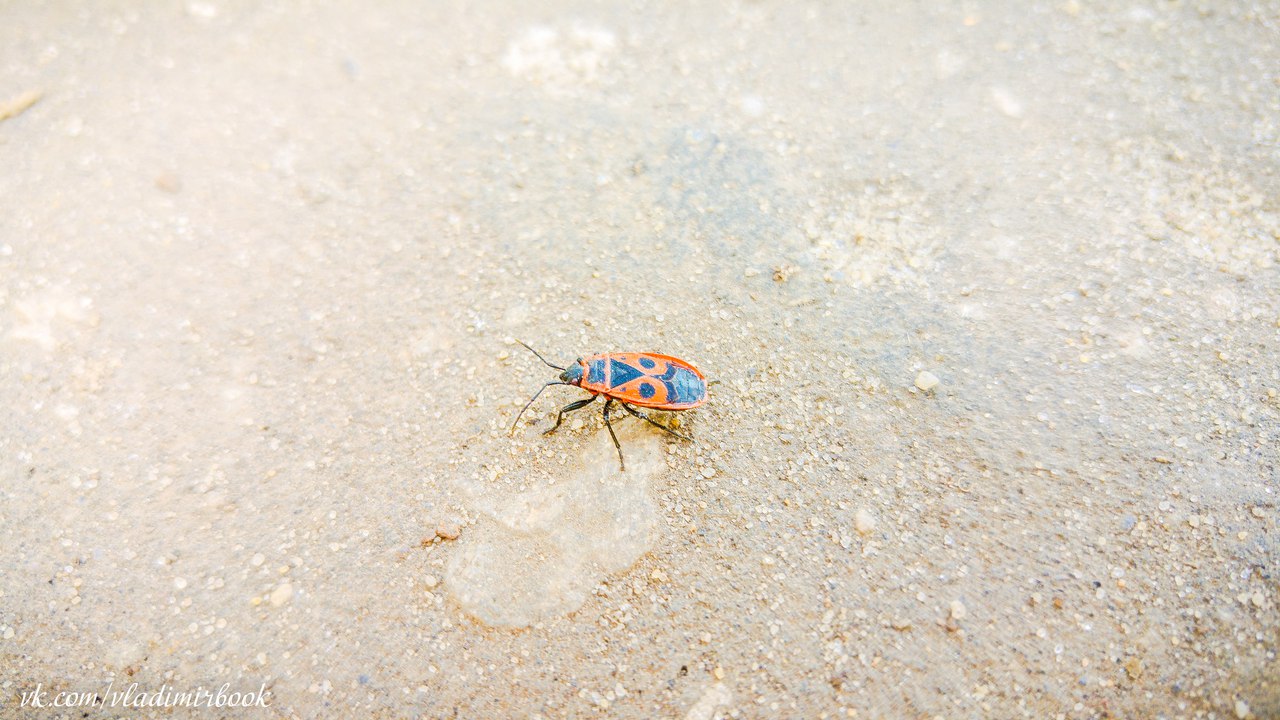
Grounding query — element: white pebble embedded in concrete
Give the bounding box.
[854,508,877,536]
[915,371,940,392]
[270,583,294,607]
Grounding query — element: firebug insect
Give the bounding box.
[510,340,708,471]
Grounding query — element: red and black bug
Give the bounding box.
[510,341,708,471]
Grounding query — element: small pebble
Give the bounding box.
[270,583,294,607]
[173,577,188,590]
[424,575,439,588]
[991,87,1025,118]
[700,466,716,479]
[436,522,461,540]
[0,89,41,121]
[251,553,265,567]
[154,172,182,193]
[1235,698,1250,719]
[854,508,876,536]
[949,600,967,620]
[915,371,940,392]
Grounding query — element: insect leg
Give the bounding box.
[543,394,597,436]
[621,403,693,441]
[602,398,625,472]
[510,381,572,434]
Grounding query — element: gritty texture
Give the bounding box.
[1,1,1278,718]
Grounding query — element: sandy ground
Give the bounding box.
[2,1,1278,718]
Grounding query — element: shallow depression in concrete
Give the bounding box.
[447,425,661,627]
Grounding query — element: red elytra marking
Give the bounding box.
[576,352,707,410]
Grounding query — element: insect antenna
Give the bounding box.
[515,340,565,371]
[510,381,570,434]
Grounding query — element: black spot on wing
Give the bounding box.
[655,363,680,382]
